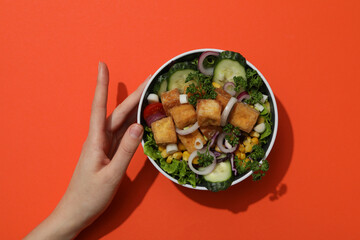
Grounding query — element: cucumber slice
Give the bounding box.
[213,51,247,87]
[168,69,196,93]
[152,73,168,97]
[167,62,197,93]
[202,161,234,192]
[158,78,168,96]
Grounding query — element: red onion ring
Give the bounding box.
[198,51,220,76]
[213,151,221,157]
[237,91,250,102]
[220,97,237,126]
[223,82,236,96]
[225,139,233,149]
[188,149,217,175]
[216,132,238,153]
[208,131,219,147]
[176,122,199,135]
[145,112,166,126]
[230,154,237,176]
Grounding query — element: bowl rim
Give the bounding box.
[137,48,278,191]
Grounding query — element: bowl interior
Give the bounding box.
[137,48,278,190]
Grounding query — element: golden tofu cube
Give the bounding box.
[215,88,231,111]
[160,89,180,116]
[178,130,206,153]
[228,103,260,133]
[200,126,221,140]
[169,104,197,129]
[151,117,177,144]
[196,99,221,127]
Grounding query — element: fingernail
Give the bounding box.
[129,124,143,139]
[98,61,102,72]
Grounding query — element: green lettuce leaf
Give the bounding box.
[144,141,162,160]
[260,122,272,140]
[143,127,162,160]
[160,158,180,174]
[160,159,198,187]
[143,127,198,187]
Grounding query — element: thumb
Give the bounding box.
[108,123,144,174]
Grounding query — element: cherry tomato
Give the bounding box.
[143,103,165,120]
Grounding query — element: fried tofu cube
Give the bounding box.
[200,126,221,140]
[178,130,206,153]
[228,103,260,133]
[215,88,231,111]
[160,89,180,115]
[151,117,177,144]
[196,99,221,127]
[169,104,197,129]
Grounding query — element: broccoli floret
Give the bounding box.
[241,68,263,90]
[260,160,269,171]
[245,89,263,105]
[249,75,263,89]
[252,172,265,181]
[234,76,248,92]
[186,71,217,106]
[234,69,263,93]
[248,145,265,161]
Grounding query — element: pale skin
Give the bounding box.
[25,62,149,239]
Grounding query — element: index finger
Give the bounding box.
[106,75,151,132]
[89,62,109,137]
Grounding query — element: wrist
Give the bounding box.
[49,197,91,239]
[49,207,82,239]
[25,201,85,240]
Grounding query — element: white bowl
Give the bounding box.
[137,48,278,191]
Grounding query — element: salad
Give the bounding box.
[142,50,273,192]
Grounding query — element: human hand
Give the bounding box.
[25,62,149,239]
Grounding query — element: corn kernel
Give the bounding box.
[161,150,169,158]
[242,158,251,167]
[158,146,166,152]
[250,105,254,108]
[235,150,241,159]
[177,143,186,151]
[236,153,241,159]
[182,151,190,161]
[257,116,265,124]
[245,158,253,163]
[240,153,246,160]
[212,82,221,88]
[245,144,253,153]
[251,137,259,145]
[193,157,199,164]
[172,152,182,160]
[247,136,252,142]
[166,156,173,163]
[250,131,260,138]
[238,144,245,153]
[215,145,222,152]
[243,139,250,146]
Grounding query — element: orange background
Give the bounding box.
[0,0,359,239]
